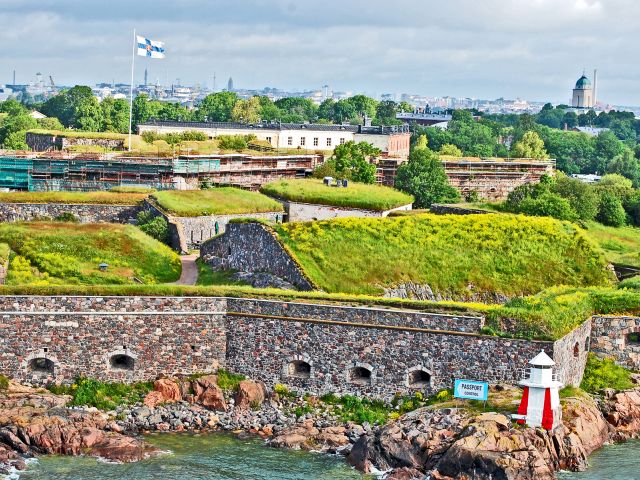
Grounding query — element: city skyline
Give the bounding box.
[1,0,638,105]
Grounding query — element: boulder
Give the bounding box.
[193,376,226,411]
[153,379,182,403]
[143,391,165,409]
[235,380,266,410]
[602,388,640,440]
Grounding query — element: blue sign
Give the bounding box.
[454,379,489,401]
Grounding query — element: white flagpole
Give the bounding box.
[128,28,136,152]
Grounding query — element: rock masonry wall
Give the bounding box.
[200,223,315,290]
[26,132,125,152]
[0,296,591,400]
[0,203,141,224]
[281,200,412,222]
[591,315,640,371]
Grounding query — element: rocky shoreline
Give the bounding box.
[1,375,639,479]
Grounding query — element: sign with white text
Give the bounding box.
[454,379,489,401]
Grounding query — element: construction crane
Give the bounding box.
[49,75,55,90]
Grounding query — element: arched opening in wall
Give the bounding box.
[288,360,311,379]
[28,357,54,374]
[349,366,372,385]
[110,354,135,371]
[573,342,580,358]
[627,332,640,345]
[409,370,431,387]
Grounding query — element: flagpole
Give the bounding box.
[128,28,136,152]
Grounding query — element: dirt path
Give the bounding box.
[173,254,199,285]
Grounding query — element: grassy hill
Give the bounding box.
[152,188,283,217]
[0,190,150,205]
[275,213,612,298]
[580,221,640,268]
[0,222,180,285]
[260,179,414,211]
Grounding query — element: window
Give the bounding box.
[313,137,319,146]
[287,136,293,146]
[110,354,135,371]
[408,370,431,387]
[339,137,345,145]
[266,136,272,143]
[28,357,54,374]
[349,366,372,384]
[573,342,580,358]
[326,138,332,147]
[300,137,306,146]
[288,360,311,379]
[627,332,640,344]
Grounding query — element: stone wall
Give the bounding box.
[0,295,590,399]
[0,296,227,384]
[0,203,142,224]
[200,222,315,290]
[26,132,125,152]
[591,316,640,370]
[552,320,592,387]
[280,200,412,222]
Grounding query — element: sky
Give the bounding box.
[0,0,637,105]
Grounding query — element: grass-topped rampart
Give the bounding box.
[260,179,414,211]
[0,190,149,205]
[274,213,612,298]
[152,188,283,217]
[0,222,180,285]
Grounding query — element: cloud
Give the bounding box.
[0,0,637,105]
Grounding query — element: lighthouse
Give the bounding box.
[514,351,563,430]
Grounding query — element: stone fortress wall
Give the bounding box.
[277,199,412,222]
[0,295,594,400]
[591,315,640,371]
[0,203,142,224]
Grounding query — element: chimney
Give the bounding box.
[593,68,597,107]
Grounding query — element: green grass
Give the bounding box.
[195,258,249,286]
[152,188,283,216]
[580,354,635,394]
[0,222,181,285]
[260,178,413,211]
[109,186,156,194]
[0,243,10,264]
[0,191,149,205]
[581,221,640,268]
[275,213,612,298]
[48,378,153,410]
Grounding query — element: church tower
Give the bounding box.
[572,72,594,108]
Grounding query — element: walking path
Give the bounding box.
[173,254,199,285]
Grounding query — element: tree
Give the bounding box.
[0,113,38,148]
[331,141,379,183]
[317,99,336,123]
[100,97,130,133]
[257,96,281,121]
[197,92,238,122]
[231,97,261,123]
[132,94,163,128]
[597,173,634,201]
[551,174,599,221]
[274,97,317,122]
[75,99,103,131]
[606,148,640,185]
[439,144,463,157]
[597,191,627,227]
[41,85,96,128]
[345,95,378,121]
[394,142,461,208]
[592,131,625,174]
[0,99,27,116]
[375,100,399,124]
[517,192,577,221]
[36,117,64,131]
[511,131,549,159]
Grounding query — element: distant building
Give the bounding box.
[571,126,609,137]
[227,77,234,92]
[571,73,595,109]
[29,110,46,119]
[571,173,601,184]
[138,120,411,159]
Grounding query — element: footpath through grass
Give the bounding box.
[260,178,414,211]
[0,190,149,205]
[152,188,283,216]
[275,213,612,298]
[0,222,180,285]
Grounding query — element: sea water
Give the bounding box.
[558,439,640,480]
[15,432,369,480]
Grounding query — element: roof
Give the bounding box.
[140,119,409,136]
[572,126,609,136]
[575,75,591,89]
[529,350,555,366]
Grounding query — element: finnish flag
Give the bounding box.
[137,35,165,58]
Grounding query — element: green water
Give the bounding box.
[558,440,640,480]
[16,433,368,480]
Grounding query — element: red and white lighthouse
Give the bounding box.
[514,351,563,430]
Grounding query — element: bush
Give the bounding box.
[0,375,9,390]
[216,369,246,392]
[552,175,599,221]
[54,212,79,223]
[136,211,170,244]
[580,354,634,394]
[517,192,577,221]
[57,377,153,410]
[217,135,249,150]
[597,191,627,227]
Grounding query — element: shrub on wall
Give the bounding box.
[136,211,170,244]
[580,353,634,393]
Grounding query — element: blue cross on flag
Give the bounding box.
[136,35,165,58]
